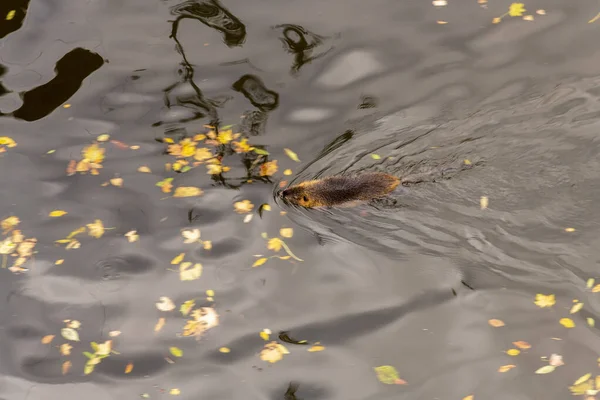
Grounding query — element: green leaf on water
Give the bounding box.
[253,148,269,156]
[170,347,183,357]
[374,365,406,384]
[83,351,95,359]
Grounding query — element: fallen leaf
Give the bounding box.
[110,177,123,187]
[498,365,516,372]
[574,373,592,386]
[432,0,447,6]
[180,300,195,316]
[570,302,584,314]
[588,318,595,327]
[6,10,16,20]
[437,20,448,24]
[219,347,231,353]
[534,293,555,308]
[109,330,121,337]
[170,389,181,395]
[203,240,212,250]
[180,262,202,281]
[280,228,293,238]
[171,253,185,265]
[125,363,133,373]
[523,14,534,21]
[593,284,600,293]
[62,360,72,375]
[480,196,489,210]
[55,259,64,265]
[87,220,105,238]
[97,134,110,142]
[60,343,72,356]
[374,365,406,384]
[284,169,292,176]
[463,396,474,400]
[308,344,325,352]
[549,353,564,367]
[260,341,290,363]
[587,278,595,289]
[559,318,575,328]
[67,320,81,329]
[513,341,531,349]
[267,237,283,252]
[170,347,183,357]
[488,319,505,327]
[61,328,80,342]
[137,166,151,173]
[155,317,166,332]
[535,365,556,374]
[243,214,253,223]
[506,349,520,356]
[371,154,381,160]
[181,229,201,244]
[508,2,526,17]
[565,227,576,232]
[234,200,254,214]
[49,210,68,217]
[260,160,278,177]
[173,186,203,197]
[1,216,20,233]
[537,9,546,15]
[492,17,502,23]
[260,330,270,341]
[284,148,301,162]
[156,297,176,312]
[253,257,268,267]
[41,335,55,344]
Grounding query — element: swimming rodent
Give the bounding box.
[279,172,400,208]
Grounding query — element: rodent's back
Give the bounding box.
[305,172,399,206]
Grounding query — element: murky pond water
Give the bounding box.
[2,0,600,398]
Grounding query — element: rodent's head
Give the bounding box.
[279,183,321,208]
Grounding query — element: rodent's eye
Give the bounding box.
[303,196,309,202]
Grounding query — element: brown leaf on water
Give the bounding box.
[125,363,133,374]
[62,360,72,375]
[513,341,531,349]
[41,335,55,344]
[498,365,516,372]
[488,319,505,327]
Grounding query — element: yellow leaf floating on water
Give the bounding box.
[574,373,592,386]
[179,262,202,281]
[480,196,489,210]
[137,166,151,173]
[534,293,555,308]
[508,3,526,16]
[87,220,105,238]
[181,229,201,244]
[60,343,72,356]
[284,169,292,176]
[267,238,283,252]
[308,344,325,352]
[6,10,16,20]
[169,347,183,357]
[234,200,254,214]
[506,349,520,356]
[97,134,110,142]
[559,318,575,328]
[110,177,123,187]
[280,228,293,238]
[219,347,231,353]
[180,299,195,316]
[260,329,270,341]
[109,330,121,337]
[592,284,600,293]
[549,353,564,367]
[260,160,278,177]
[523,14,534,21]
[463,396,474,400]
[587,278,595,289]
[173,186,203,197]
[260,341,290,363]
[125,363,133,374]
[588,318,595,327]
[41,335,55,344]
[82,143,105,164]
[169,389,181,396]
[284,148,301,162]
[513,341,531,349]
[371,154,381,160]
[203,240,212,250]
[570,302,584,314]
[124,230,139,243]
[171,253,185,265]
[1,216,20,233]
[373,365,407,384]
[155,317,166,332]
[535,365,556,374]
[498,365,516,373]
[488,319,505,327]
[253,257,268,268]
[49,210,68,217]
[0,136,17,148]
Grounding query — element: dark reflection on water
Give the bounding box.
[3,0,600,398]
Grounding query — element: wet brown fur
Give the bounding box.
[280,172,400,208]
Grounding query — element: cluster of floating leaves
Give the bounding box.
[55,219,108,250]
[155,296,219,341]
[0,136,17,152]
[41,320,121,375]
[0,216,37,272]
[253,228,303,267]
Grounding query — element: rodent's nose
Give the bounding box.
[279,189,291,199]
